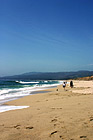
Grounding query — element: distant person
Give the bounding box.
[62,82,66,90]
[70,81,73,88]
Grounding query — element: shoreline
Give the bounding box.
[0,82,59,111]
[0,80,93,140]
[0,87,56,113]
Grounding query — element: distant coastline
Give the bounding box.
[0,70,93,80]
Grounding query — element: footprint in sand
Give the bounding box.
[51,107,62,110]
[13,125,21,129]
[0,124,4,126]
[80,135,87,138]
[54,124,57,126]
[50,130,57,137]
[26,126,34,129]
[59,135,64,139]
[90,117,93,122]
[51,119,57,123]
[37,108,40,110]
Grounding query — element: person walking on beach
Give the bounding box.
[70,81,73,88]
[62,82,66,90]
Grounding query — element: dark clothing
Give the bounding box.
[63,82,66,88]
[70,81,73,88]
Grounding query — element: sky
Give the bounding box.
[0,0,93,76]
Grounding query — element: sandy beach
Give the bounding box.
[0,80,93,140]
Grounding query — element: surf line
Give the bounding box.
[0,105,29,113]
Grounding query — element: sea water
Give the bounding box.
[0,79,63,112]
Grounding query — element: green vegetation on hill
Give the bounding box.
[76,76,93,80]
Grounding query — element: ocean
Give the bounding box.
[0,79,62,113]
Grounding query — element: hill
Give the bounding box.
[0,71,93,80]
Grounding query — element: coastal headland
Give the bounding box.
[0,80,93,140]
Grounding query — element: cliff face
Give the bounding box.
[76,76,93,80]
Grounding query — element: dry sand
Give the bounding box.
[0,80,93,140]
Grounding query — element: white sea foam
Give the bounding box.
[0,81,62,94]
[16,81,39,84]
[0,81,63,103]
[0,105,29,113]
[0,81,63,113]
[0,86,42,100]
[44,81,48,83]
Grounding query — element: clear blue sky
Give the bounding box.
[0,0,93,76]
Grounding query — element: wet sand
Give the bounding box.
[0,80,93,140]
